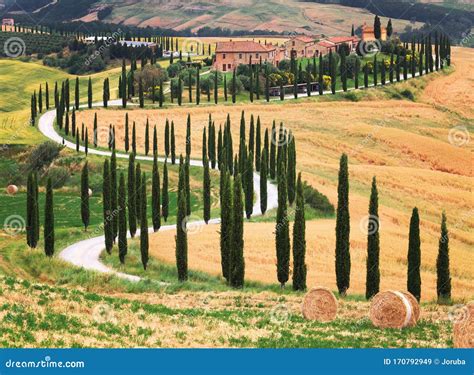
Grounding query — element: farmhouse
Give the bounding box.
[214,40,283,72]
[2,18,14,26]
[362,22,387,41]
[285,35,359,59]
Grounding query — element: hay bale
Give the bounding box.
[369,291,417,329]
[6,185,18,195]
[453,303,473,348]
[302,287,337,322]
[401,291,420,324]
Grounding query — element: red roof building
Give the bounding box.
[214,40,278,72]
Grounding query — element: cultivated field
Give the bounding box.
[75,47,474,302]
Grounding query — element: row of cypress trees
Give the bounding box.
[336,154,452,303]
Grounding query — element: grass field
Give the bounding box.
[73,48,473,303]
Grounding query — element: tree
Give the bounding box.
[260,148,268,215]
[185,156,191,215]
[202,127,207,166]
[176,160,188,281]
[171,121,176,164]
[214,70,219,104]
[103,78,109,108]
[165,119,170,158]
[387,19,393,38]
[140,173,149,270]
[276,158,290,287]
[203,156,211,224]
[111,151,118,241]
[125,113,129,153]
[340,52,347,92]
[287,136,296,206]
[121,59,127,108]
[44,177,54,257]
[132,121,137,155]
[26,172,39,249]
[81,162,90,231]
[270,122,276,179]
[118,173,128,264]
[196,67,200,105]
[407,207,421,301]
[355,56,360,89]
[186,114,191,158]
[135,163,142,223]
[145,118,150,155]
[162,160,169,222]
[292,173,307,291]
[103,159,113,254]
[128,153,137,238]
[152,154,161,232]
[153,125,158,156]
[351,24,355,37]
[220,171,232,281]
[318,53,324,95]
[335,154,350,296]
[245,151,254,219]
[45,82,49,110]
[255,117,261,172]
[87,77,92,109]
[159,79,164,107]
[232,69,237,103]
[230,174,245,288]
[365,176,380,300]
[373,55,378,86]
[75,77,80,109]
[93,113,98,147]
[139,78,144,108]
[84,128,89,156]
[436,212,451,303]
[374,15,381,40]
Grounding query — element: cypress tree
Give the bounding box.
[269,122,276,179]
[103,159,113,254]
[224,74,228,102]
[128,153,137,238]
[152,154,161,232]
[287,136,296,206]
[121,59,127,108]
[188,70,193,103]
[196,67,200,105]
[249,116,255,166]
[407,207,421,301]
[103,77,109,108]
[145,118,150,155]
[159,79,164,107]
[176,159,188,281]
[340,52,347,92]
[76,131,79,152]
[162,160,169,222]
[436,212,451,303]
[38,85,43,113]
[165,119,170,158]
[214,70,218,104]
[276,158,290,287]
[140,173,149,270]
[185,156,191,215]
[44,177,54,257]
[177,78,182,106]
[186,114,191,158]
[85,128,88,155]
[45,82,49,110]
[93,113,98,147]
[110,151,118,241]
[220,171,232,281]
[318,53,324,95]
[230,174,245,288]
[26,172,39,248]
[232,69,236,103]
[265,65,270,102]
[292,173,307,291]
[171,121,176,164]
[135,163,142,223]
[245,151,254,219]
[153,125,158,156]
[365,176,380,300]
[203,155,211,224]
[255,117,261,172]
[396,52,401,82]
[260,148,268,215]
[125,113,129,153]
[381,58,386,85]
[373,55,378,86]
[264,127,269,171]
[364,63,369,88]
[209,120,216,169]
[87,77,92,108]
[118,172,128,264]
[81,162,90,231]
[389,53,394,83]
[335,154,351,296]
[132,121,137,155]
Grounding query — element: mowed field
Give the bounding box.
[74,48,474,302]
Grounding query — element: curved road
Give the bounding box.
[38,100,278,282]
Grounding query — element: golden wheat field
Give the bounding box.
[75,48,474,302]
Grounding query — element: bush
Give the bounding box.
[302,181,335,217]
[400,89,415,101]
[344,92,360,102]
[27,142,63,172]
[46,166,70,188]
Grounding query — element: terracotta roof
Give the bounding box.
[316,40,335,48]
[215,41,275,53]
[327,36,359,44]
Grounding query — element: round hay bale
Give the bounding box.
[88,188,93,197]
[369,291,417,329]
[302,287,338,322]
[453,303,473,348]
[401,291,420,323]
[6,184,18,195]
